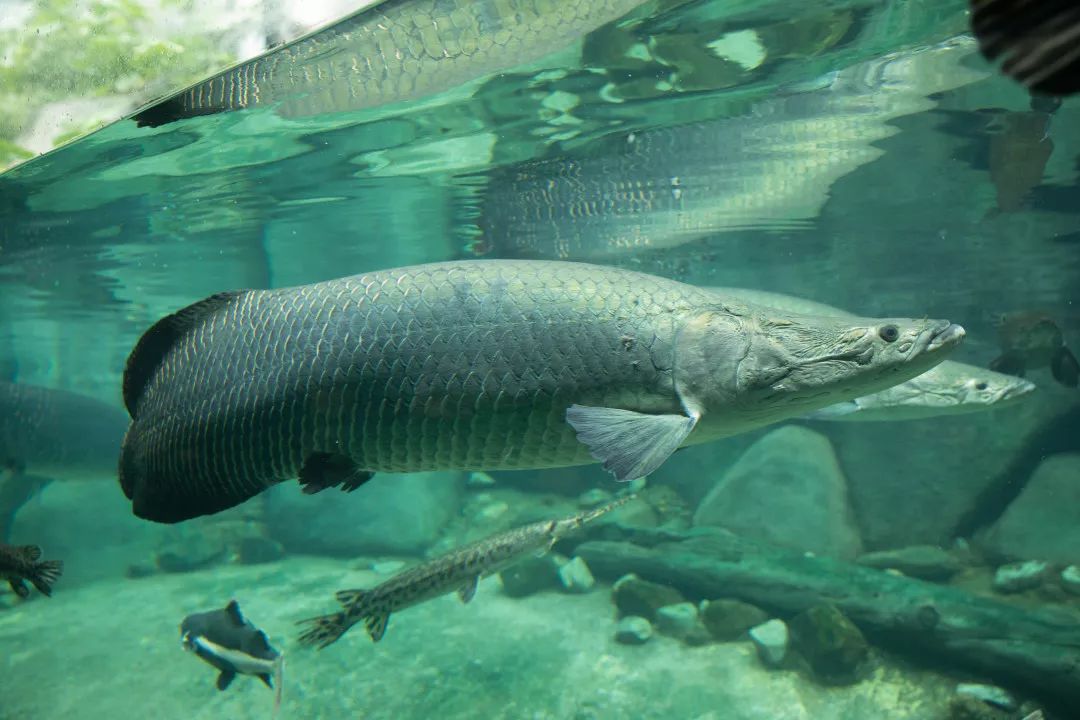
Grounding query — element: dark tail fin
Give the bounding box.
[970,0,1080,96]
[29,559,62,597]
[296,611,351,649]
[1052,346,1079,387]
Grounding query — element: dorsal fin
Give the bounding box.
[19,545,42,562]
[225,599,246,626]
[122,291,247,416]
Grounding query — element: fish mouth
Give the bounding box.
[1000,379,1038,402]
[926,322,965,352]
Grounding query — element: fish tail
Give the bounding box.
[29,559,62,597]
[296,611,351,649]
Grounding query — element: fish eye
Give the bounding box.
[878,325,899,343]
[975,381,988,390]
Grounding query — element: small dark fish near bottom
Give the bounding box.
[0,542,62,598]
[180,599,284,715]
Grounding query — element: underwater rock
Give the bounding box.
[264,471,464,557]
[466,471,496,488]
[654,602,711,645]
[1061,565,1080,596]
[471,500,510,522]
[611,573,686,621]
[955,684,1017,711]
[558,556,596,594]
[124,562,157,580]
[236,536,285,565]
[155,532,228,573]
[578,488,614,508]
[787,604,870,684]
[576,534,1080,710]
[605,499,660,529]
[692,426,862,559]
[700,598,769,641]
[639,485,693,530]
[947,695,1012,720]
[748,619,790,668]
[856,545,964,581]
[982,454,1080,566]
[992,560,1050,594]
[613,616,653,645]
[499,555,563,598]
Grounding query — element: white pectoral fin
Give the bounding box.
[566,405,697,481]
[799,400,861,421]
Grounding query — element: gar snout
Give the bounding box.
[926,321,966,352]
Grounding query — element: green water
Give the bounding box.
[1,0,1078,718]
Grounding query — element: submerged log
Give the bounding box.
[575,531,1080,711]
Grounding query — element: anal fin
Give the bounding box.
[458,576,479,604]
[216,669,236,691]
[8,578,29,598]
[365,612,390,642]
[1052,346,1079,387]
[565,405,697,481]
[299,453,374,495]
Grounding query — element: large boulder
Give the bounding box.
[264,471,464,557]
[692,425,862,559]
[980,454,1080,565]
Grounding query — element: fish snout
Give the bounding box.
[926,322,965,353]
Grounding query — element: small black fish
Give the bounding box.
[180,600,284,713]
[0,542,62,598]
[970,0,1080,96]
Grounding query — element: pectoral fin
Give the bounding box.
[989,351,1026,377]
[8,578,29,598]
[565,405,697,481]
[216,669,236,691]
[1051,347,1079,387]
[365,612,390,643]
[299,453,374,494]
[799,400,860,421]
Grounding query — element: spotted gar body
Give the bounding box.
[297,494,634,647]
[119,259,964,523]
[133,0,652,126]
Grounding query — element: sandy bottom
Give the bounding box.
[0,555,960,720]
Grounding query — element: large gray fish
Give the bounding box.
[119,260,964,523]
[0,382,129,539]
[133,0,653,126]
[298,493,634,647]
[705,287,1036,421]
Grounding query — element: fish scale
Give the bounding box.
[120,259,963,523]
[120,261,691,522]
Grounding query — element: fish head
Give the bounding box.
[953,370,1038,409]
[678,304,965,421]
